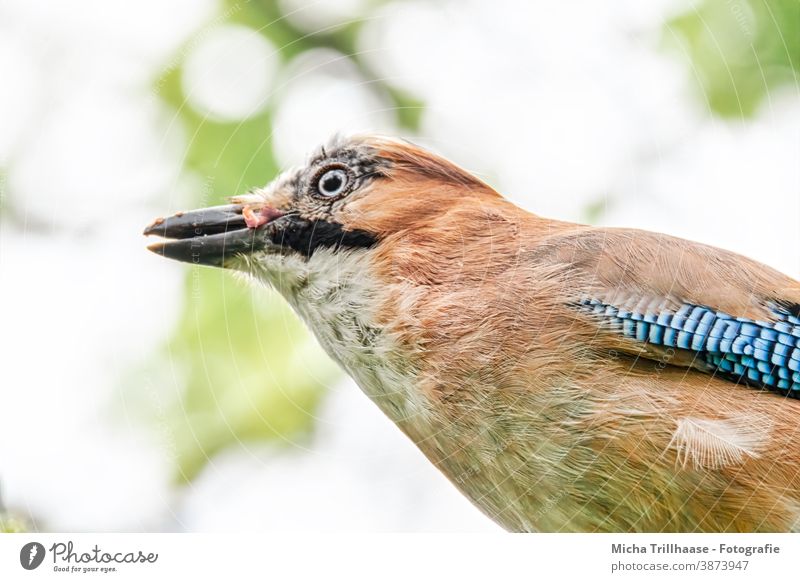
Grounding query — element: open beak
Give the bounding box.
[143,204,277,267]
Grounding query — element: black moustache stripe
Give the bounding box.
[272,216,378,257]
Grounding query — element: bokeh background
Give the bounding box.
[0,0,797,532]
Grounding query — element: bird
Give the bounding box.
[144,134,800,532]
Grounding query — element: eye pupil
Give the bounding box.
[317,168,349,197]
[323,174,342,192]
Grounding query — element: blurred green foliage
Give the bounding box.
[668,0,799,117]
[0,514,26,533]
[0,489,25,532]
[166,270,339,481]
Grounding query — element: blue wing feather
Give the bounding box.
[579,298,800,397]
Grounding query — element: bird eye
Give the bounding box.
[315,168,350,198]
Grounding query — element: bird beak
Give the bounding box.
[143,204,281,267]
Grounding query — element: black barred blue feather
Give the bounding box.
[579,298,800,397]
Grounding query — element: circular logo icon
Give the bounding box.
[20,542,46,570]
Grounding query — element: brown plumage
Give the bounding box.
[145,135,800,532]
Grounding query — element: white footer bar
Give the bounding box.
[1,533,794,581]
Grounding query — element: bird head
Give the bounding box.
[144,135,501,289]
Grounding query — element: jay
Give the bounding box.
[145,135,800,532]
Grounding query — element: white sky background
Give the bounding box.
[0,0,797,531]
